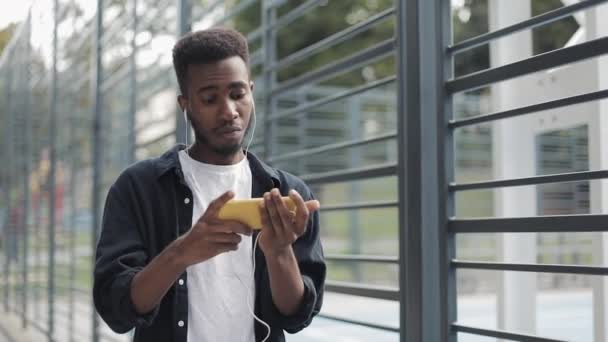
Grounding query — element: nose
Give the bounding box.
[219,97,239,121]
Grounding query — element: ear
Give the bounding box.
[177,94,188,112]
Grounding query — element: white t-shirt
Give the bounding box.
[179,150,255,342]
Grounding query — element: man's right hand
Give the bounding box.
[174,191,253,267]
[130,191,252,315]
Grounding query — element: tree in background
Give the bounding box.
[0,23,16,56]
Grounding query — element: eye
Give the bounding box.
[202,94,217,104]
[230,91,246,100]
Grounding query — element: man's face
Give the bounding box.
[180,56,253,157]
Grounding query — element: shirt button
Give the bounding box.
[178,320,184,327]
[178,279,184,286]
[184,197,190,204]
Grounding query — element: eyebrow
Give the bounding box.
[197,81,248,93]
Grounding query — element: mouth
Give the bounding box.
[216,126,242,138]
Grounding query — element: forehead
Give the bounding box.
[186,56,249,88]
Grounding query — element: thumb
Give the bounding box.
[305,200,320,213]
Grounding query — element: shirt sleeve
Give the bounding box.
[93,172,159,333]
[272,187,326,334]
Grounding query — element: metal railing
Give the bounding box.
[2,0,607,342]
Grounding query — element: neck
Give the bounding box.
[187,142,245,165]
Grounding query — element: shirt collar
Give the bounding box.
[155,144,280,189]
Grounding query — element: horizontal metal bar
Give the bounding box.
[247,27,263,42]
[5,305,51,337]
[67,72,92,93]
[450,89,608,128]
[135,130,174,149]
[269,0,323,31]
[269,130,396,163]
[452,260,608,275]
[135,115,175,134]
[101,0,173,52]
[322,200,398,212]
[447,36,608,93]
[325,280,399,300]
[448,0,608,54]
[250,49,264,67]
[214,0,259,26]
[325,254,398,264]
[100,61,131,91]
[191,0,224,23]
[318,313,399,333]
[272,38,395,96]
[300,163,397,184]
[102,53,165,93]
[100,4,131,45]
[449,214,608,233]
[451,170,608,191]
[62,20,95,60]
[269,75,396,121]
[452,323,567,342]
[272,7,395,71]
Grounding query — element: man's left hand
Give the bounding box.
[258,188,320,257]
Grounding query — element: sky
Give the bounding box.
[0,1,33,28]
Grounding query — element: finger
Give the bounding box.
[223,221,253,236]
[215,242,240,253]
[259,200,275,238]
[201,191,235,222]
[271,189,297,240]
[289,190,310,236]
[206,232,242,244]
[305,200,320,213]
[209,220,253,235]
[264,191,285,241]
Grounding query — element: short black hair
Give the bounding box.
[172,27,250,95]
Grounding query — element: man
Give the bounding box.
[93,28,326,342]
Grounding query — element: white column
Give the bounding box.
[489,0,537,336]
[586,4,608,341]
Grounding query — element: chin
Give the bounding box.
[212,143,243,156]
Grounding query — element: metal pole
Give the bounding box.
[396,0,422,340]
[441,0,457,339]
[176,0,192,144]
[91,1,104,341]
[263,0,277,161]
[33,120,41,322]
[3,58,13,314]
[397,0,451,341]
[348,96,362,282]
[48,0,59,339]
[67,114,77,342]
[128,0,138,165]
[21,13,32,329]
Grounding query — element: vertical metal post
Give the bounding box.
[33,126,41,322]
[3,60,13,314]
[176,0,192,144]
[441,0,457,339]
[348,97,362,282]
[397,0,421,339]
[48,0,59,340]
[262,0,277,161]
[91,1,104,342]
[21,14,32,329]
[397,0,450,341]
[128,0,138,165]
[67,101,78,342]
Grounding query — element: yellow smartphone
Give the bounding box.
[218,197,296,229]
